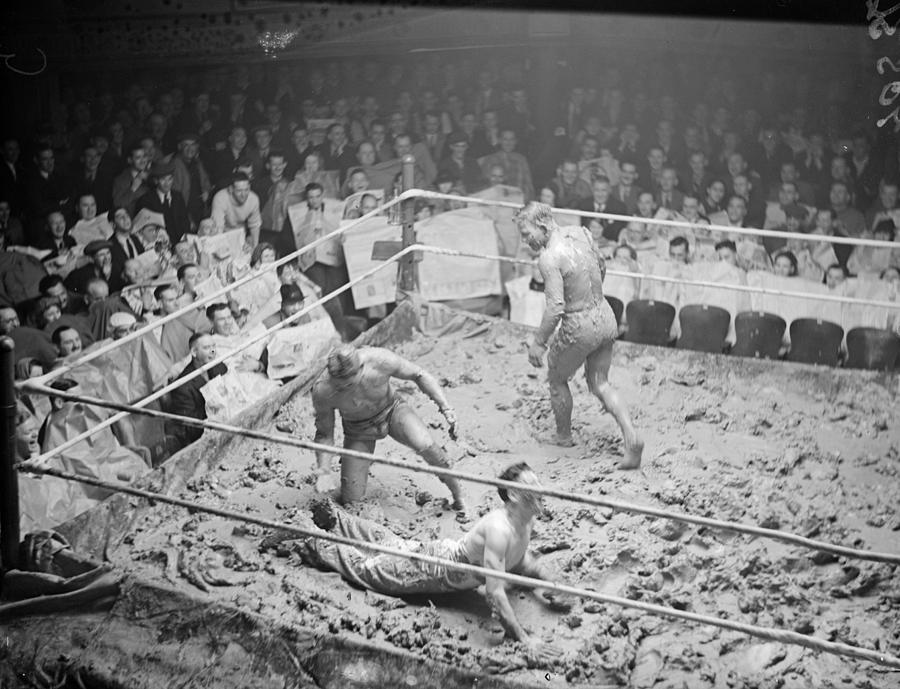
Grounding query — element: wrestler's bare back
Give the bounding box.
[312,348,405,422]
[539,226,606,312]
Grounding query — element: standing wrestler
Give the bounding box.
[516,201,643,468]
[311,344,469,517]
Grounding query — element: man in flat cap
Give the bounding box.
[135,158,191,244]
[64,239,121,295]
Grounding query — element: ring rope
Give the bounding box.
[18,463,900,671]
[413,189,900,250]
[18,383,900,566]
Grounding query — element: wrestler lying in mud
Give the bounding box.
[311,344,469,518]
[516,201,643,469]
[289,462,568,664]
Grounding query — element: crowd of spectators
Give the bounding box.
[6,53,900,473]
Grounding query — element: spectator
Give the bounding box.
[612,157,642,214]
[392,133,437,189]
[829,181,866,239]
[65,239,122,294]
[577,176,626,242]
[2,306,58,367]
[703,178,727,216]
[111,143,151,216]
[108,207,145,280]
[317,123,357,183]
[210,171,262,248]
[135,159,191,244]
[39,274,81,317]
[849,133,882,209]
[252,149,291,246]
[773,250,799,277]
[768,161,816,207]
[655,166,684,212]
[248,124,275,181]
[548,160,592,209]
[287,125,316,178]
[479,129,533,201]
[715,239,739,267]
[436,131,482,193]
[825,263,848,290]
[0,199,24,246]
[171,132,212,228]
[669,235,690,264]
[865,179,899,233]
[35,211,76,262]
[167,332,227,448]
[155,283,207,362]
[206,302,265,373]
[0,137,24,215]
[263,283,310,329]
[71,144,113,214]
[212,125,253,188]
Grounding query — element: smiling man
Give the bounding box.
[310,344,467,517]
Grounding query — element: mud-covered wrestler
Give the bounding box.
[311,344,469,517]
[516,201,643,469]
[289,462,567,663]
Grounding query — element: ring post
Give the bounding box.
[0,336,20,571]
[399,154,417,292]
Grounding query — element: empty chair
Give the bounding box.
[731,311,786,360]
[677,304,731,353]
[788,318,844,367]
[623,299,676,346]
[845,327,900,371]
[606,295,624,327]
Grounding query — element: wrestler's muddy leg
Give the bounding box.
[546,368,576,447]
[312,499,400,544]
[388,405,470,518]
[339,438,377,503]
[585,342,643,469]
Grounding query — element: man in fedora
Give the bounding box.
[135,158,191,244]
[64,239,122,295]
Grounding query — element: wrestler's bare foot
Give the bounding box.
[445,497,471,523]
[549,432,576,447]
[310,498,339,531]
[618,438,644,470]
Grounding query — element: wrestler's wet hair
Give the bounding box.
[327,345,362,379]
[497,461,534,502]
[514,201,555,231]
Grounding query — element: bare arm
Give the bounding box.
[379,349,451,412]
[483,527,530,643]
[534,253,564,348]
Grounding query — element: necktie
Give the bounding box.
[164,195,171,210]
[128,239,137,259]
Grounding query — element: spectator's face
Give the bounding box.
[460,114,476,134]
[689,153,706,176]
[727,154,745,177]
[0,308,19,334]
[141,139,157,162]
[580,139,597,160]
[621,124,639,145]
[83,147,101,172]
[282,300,303,319]
[42,303,61,325]
[268,156,287,179]
[58,329,82,356]
[669,242,688,263]
[424,115,440,135]
[130,148,148,172]
[48,212,67,238]
[230,128,247,150]
[157,173,174,195]
[708,181,725,203]
[717,246,737,266]
[815,210,834,233]
[304,154,321,173]
[86,280,109,304]
[733,176,751,198]
[647,148,665,170]
[362,96,378,114]
[539,188,556,205]
[727,198,747,223]
[660,169,677,192]
[449,141,467,160]
[45,281,68,308]
[2,139,19,163]
[179,140,199,162]
[254,130,273,151]
[357,143,376,166]
[774,255,795,277]
[158,288,179,314]
[389,113,406,135]
[826,267,845,289]
[181,266,200,292]
[279,263,298,284]
[195,93,209,114]
[149,115,166,138]
[36,149,54,174]
[113,209,132,233]
[637,193,654,216]
[307,188,324,210]
[560,162,578,185]
[657,120,674,141]
[778,184,798,207]
[880,184,899,209]
[266,104,281,125]
[291,128,310,150]
[499,132,516,154]
[192,335,217,365]
[488,166,505,185]
[15,414,39,459]
[360,195,378,214]
[211,309,237,336]
[682,198,700,219]
[831,157,849,180]
[620,163,637,186]
[78,196,97,220]
[830,184,849,208]
[94,247,112,270]
[394,136,412,158]
[92,136,109,155]
[483,111,498,130]
[613,247,632,262]
[231,180,251,205]
[370,123,386,143]
[259,248,276,265]
[780,164,797,183]
[592,181,611,205]
[348,171,369,193]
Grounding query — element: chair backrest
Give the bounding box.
[624,299,676,346]
[732,311,786,360]
[677,304,731,353]
[845,327,900,371]
[606,295,624,326]
[788,318,844,367]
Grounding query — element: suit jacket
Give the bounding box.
[109,233,145,283]
[168,359,227,447]
[421,133,447,166]
[135,189,191,244]
[35,232,77,261]
[24,169,70,231]
[70,168,115,213]
[111,169,150,217]
[611,184,643,215]
[64,262,123,295]
[437,156,483,192]
[0,160,25,214]
[654,189,685,213]
[575,196,628,242]
[315,144,358,183]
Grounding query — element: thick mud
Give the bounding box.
[102,319,899,688]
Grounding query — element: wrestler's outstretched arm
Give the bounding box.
[484,528,563,663]
[379,349,458,440]
[529,253,565,367]
[311,381,338,481]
